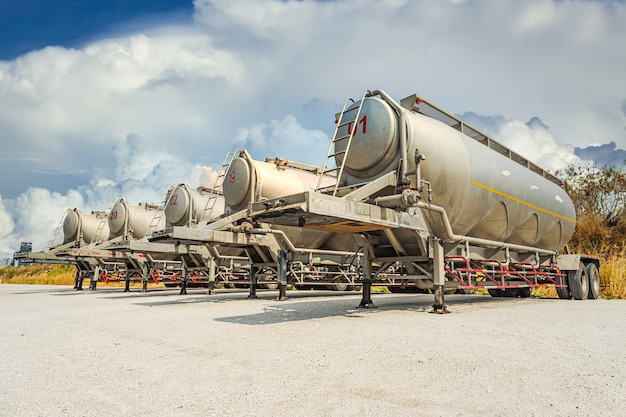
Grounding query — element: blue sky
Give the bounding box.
[0,0,194,60]
[0,0,625,260]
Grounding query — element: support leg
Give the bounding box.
[73,268,80,290]
[77,271,85,290]
[179,278,188,295]
[430,238,450,314]
[277,250,287,301]
[357,234,377,309]
[140,264,148,293]
[89,266,99,291]
[248,265,259,299]
[179,260,188,295]
[207,257,216,295]
[124,273,131,292]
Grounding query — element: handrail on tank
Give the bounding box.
[401,93,564,187]
[414,200,557,257]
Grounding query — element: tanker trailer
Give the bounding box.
[163,182,253,289]
[248,89,598,309]
[108,198,166,240]
[335,90,598,303]
[164,183,225,227]
[223,150,349,250]
[63,208,110,245]
[332,91,576,252]
[221,150,360,289]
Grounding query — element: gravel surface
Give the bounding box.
[1,284,625,417]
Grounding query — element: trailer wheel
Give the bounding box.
[329,282,349,291]
[488,289,504,297]
[586,263,600,299]
[556,285,571,299]
[568,263,589,300]
[262,283,279,290]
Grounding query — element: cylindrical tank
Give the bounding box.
[335,95,576,251]
[164,184,226,226]
[222,153,344,249]
[63,209,110,244]
[108,198,166,239]
[223,156,335,213]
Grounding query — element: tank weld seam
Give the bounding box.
[469,180,575,224]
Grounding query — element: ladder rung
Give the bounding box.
[337,119,356,129]
[333,134,352,142]
[323,167,340,174]
[329,150,346,158]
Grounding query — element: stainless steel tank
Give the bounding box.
[223,154,335,213]
[63,209,110,244]
[164,183,225,226]
[222,152,346,249]
[335,95,576,251]
[108,198,166,240]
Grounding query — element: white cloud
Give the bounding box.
[11,188,84,251]
[233,115,329,163]
[1,0,626,259]
[0,196,16,262]
[461,112,584,171]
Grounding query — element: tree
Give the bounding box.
[556,163,626,253]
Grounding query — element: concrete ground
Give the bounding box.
[1,284,624,417]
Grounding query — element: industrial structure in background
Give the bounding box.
[12,242,33,266]
[16,88,600,312]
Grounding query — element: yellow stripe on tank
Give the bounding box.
[470,180,576,224]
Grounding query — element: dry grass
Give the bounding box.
[0,264,163,289]
[0,264,75,285]
[597,249,626,299]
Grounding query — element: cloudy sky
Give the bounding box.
[1,0,625,261]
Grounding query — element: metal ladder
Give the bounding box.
[202,149,240,222]
[148,186,174,233]
[316,90,369,196]
[47,209,70,249]
[90,197,117,244]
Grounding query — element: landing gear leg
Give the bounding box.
[179,260,188,295]
[207,257,216,295]
[430,238,450,314]
[277,251,287,301]
[77,271,85,290]
[248,265,259,299]
[357,234,377,309]
[73,268,81,290]
[89,266,99,291]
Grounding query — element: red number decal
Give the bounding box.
[228,171,236,184]
[110,211,118,220]
[358,115,367,134]
[346,116,367,137]
[170,194,178,205]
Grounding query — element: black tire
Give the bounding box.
[586,263,600,299]
[330,282,349,291]
[260,283,279,290]
[516,287,532,298]
[568,263,589,300]
[488,289,504,297]
[556,285,571,299]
